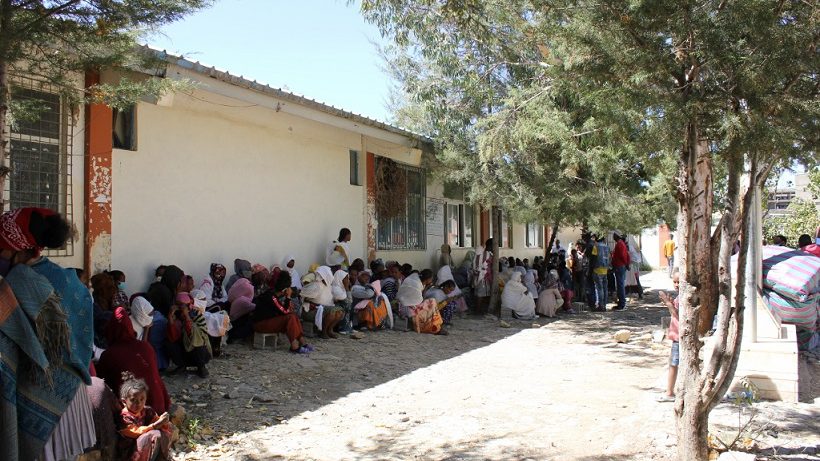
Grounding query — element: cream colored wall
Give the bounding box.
[111,85,387,291]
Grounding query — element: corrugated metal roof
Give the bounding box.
[142,45,434,147]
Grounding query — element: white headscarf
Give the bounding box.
[396,273,424,307]
[280,255,302,289]
[502,271,536,316]
[331,269,348,301]
[130,296,154,341]
[316,266,334,287]
[302,265,335,306]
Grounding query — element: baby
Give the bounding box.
[118,372,172,460]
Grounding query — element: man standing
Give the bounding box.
[582,233,597,310]
[611,233,631,311]
[551,239,565,255]
[592,234,610,312]
[663,234,676,277]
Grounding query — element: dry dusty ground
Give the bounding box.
[164,272,819,461]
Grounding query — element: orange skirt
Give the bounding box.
[358,298,389,330]
[410,299,443,334]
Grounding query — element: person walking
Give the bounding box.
[611,233,630,311]
[663,234,676,277]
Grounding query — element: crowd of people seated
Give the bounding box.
[1,209,623,461]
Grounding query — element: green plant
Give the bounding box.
[709,378,772,453]
[181,417,201,450]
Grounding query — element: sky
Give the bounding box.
[148,0,394,122]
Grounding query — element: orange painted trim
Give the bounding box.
[83,71,113,273]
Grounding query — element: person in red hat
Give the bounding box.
[0,207,96,460]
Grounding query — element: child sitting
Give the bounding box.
[117,372,172,461]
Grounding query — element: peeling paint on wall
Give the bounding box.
[84,71,114,273]
[366,152,377,257]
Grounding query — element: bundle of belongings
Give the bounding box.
[760,245,820,350]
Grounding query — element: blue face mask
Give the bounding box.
[118,281,127,292]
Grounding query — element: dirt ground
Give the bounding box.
[164,272,819,461]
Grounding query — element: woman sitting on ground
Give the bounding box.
[225,258,252,292]
[109,269,129,309]
[396,272,448,335]
[97,307,171,415]
[252,272,314,354]
[425,279,462,327]
[301,265,345,338]
[501,272,537,320]
[331,269,356,334]
[129,296,155,341]
[166,293,212,378]
[199,263,229,308]
[191,289,230,358]
[146,265,184,317]
[91,272,117,347]
[536,269,564,318]
[436,265,468,317]
[227,277,256,342]
[380,262,403,303]
[251,264,270,296]
[281,255,303,290]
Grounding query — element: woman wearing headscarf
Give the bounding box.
[536,269,565,318]
[97,307,171,414]
[438,244,453,270]
[227,278,256,343]
[146,265,184,317]
[300,265,345,338]
[501,272,537,320]
[253,272,313,354]
[281,255,302,290]
[524,269,540,300]
[129,296,155,341]
[331,269,354,334]
[396,273,446,335]
[435,265,467,320]
[191,289,230,358]
[0,207,96,460]
[353,277,392,331]
[166,292,212,378]
[225,258,252,293]
[199,263,228,308]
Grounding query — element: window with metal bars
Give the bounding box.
[6,80,75,257]
[376,158,426,251]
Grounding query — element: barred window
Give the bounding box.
[6,80,75,257]
[376,158,426,250]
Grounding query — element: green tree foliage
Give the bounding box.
[0,0,211,201]
[360,1,817,459]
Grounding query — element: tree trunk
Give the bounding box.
[489,207,501,317]
[545,220,559,259]
[674,121,714,461]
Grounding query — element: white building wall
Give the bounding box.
[111,88,374,292]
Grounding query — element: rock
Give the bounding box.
[652,330,665,343]
[499,320,511,328]
[169,404,187,427]
[717,452,756,461]
[614,329,632,343]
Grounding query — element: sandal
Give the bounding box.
[655,394,675,402]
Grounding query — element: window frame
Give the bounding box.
[6,80,75,257]
[112,105,137,151]
[526,222,544,248]
[376,158,426,251]
[445,202,474,248]
[349,150,361,186]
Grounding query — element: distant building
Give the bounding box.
[766,172,818,217]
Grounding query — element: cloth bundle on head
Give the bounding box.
[396,273,424,307]
[129,296,154,341]
[0,207,58,255]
